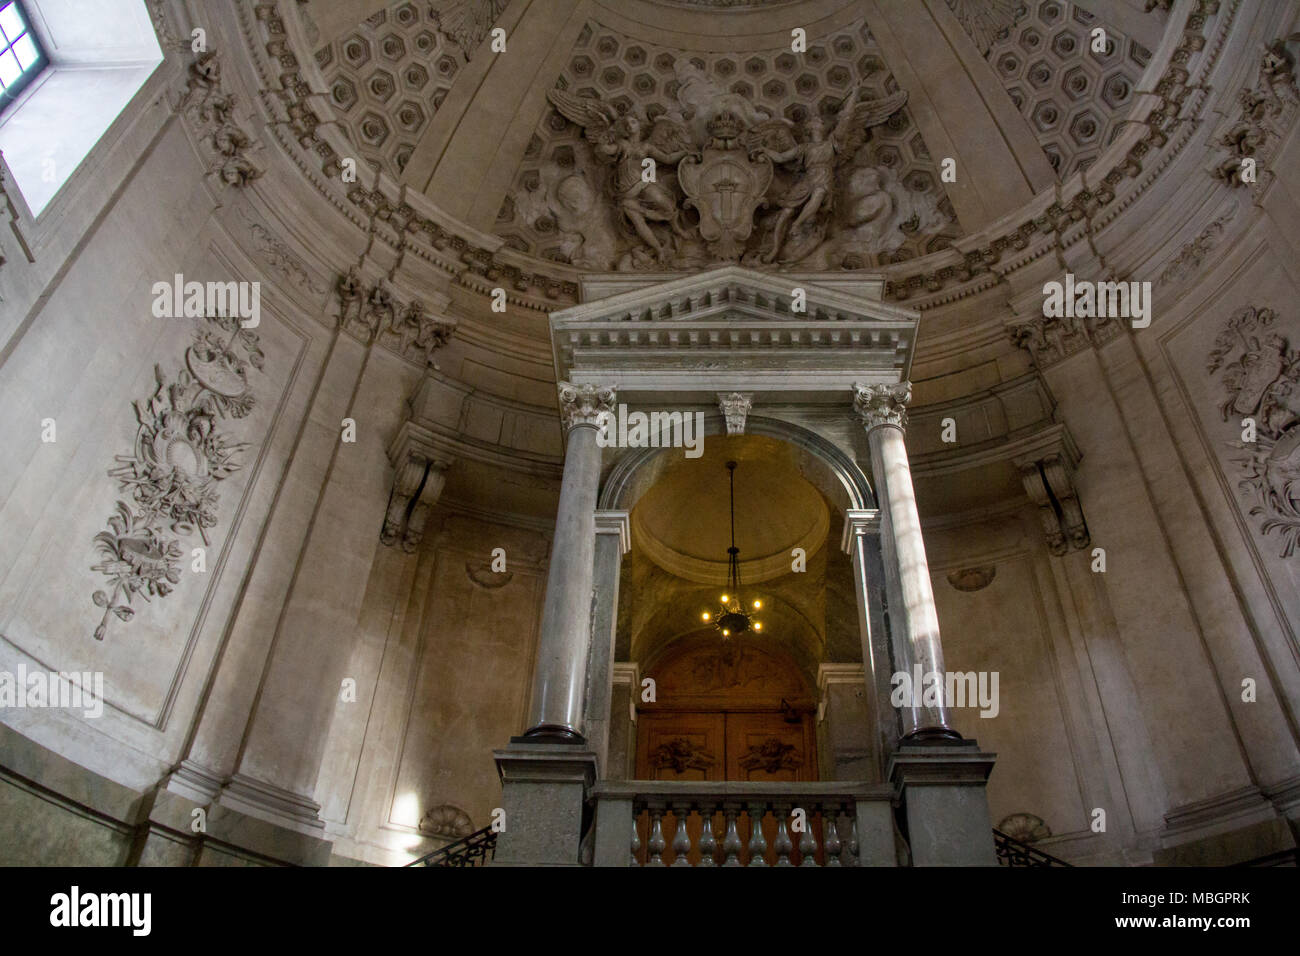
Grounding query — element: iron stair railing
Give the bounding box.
[405,825,497,867]
[993,827,1073,866]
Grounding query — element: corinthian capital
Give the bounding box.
[557,381,617,432]
[852,382,912,431]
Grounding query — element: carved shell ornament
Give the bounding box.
[996,813,1052,843]
[419,804,475,839]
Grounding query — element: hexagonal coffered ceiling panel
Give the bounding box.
[965,0,1151,179]
[314,1,487,179]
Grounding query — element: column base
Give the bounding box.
[493,743,597,866]
[515,725,586,744]
[901,727,965,744]
[887,741,998,866]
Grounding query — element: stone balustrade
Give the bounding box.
[591,781,896,867]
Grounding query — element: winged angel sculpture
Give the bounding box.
[546,89,695,263]
[743,86,908,263]
[540,76,934,268]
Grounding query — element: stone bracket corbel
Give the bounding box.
[1015,438,1089,556]
[382,428,453,552]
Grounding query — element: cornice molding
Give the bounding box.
[209,0,1249,323]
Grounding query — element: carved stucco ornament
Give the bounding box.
[1208,306,1300,557]
[92,316,265,640]
[177,51,263,188]
[946,566,997,592]
[418,803,474,839]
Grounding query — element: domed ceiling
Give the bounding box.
[304,0,1157,276]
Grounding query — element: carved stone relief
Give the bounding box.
[92,316,265,640]
[996,812,1053,842]
[1209,34,1299,190]
[177,52,263,188]
[335,267,456,363]
[499,19,961,270]
[947,565,997,592]
[1207,306,1300,557]
[1008,309,1125,369]
[418,802,474,838]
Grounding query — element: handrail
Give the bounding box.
[405,825,497,867]
[992,827,1072,867]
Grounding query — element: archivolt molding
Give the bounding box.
[201,0,1250,320]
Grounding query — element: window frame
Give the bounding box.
[0,0,47,112]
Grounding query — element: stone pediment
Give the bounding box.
[550,266,920,397]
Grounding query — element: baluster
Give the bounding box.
[847,815,860,867]
[773,804,794,867]
[647,808,667,867]
[631,813,642,867]
[721,808,743,867]
[824,811,843,867]
[698,803,717,867]
[670,804,692,866]
[798,806,819,867]
[746,802,768,867]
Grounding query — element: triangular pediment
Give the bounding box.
[551,267,920,399]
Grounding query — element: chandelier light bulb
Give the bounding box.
[701,612,710,621]
[753,599,761,609]
[754,621,762,630]
[721,594,729,603]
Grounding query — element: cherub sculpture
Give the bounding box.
[744,86,908,263]
[546,89,694,262]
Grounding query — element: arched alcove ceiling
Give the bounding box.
[631,434,830,585]
[306,0,1157,273]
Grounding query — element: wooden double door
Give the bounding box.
[635,710,819,865]
[636,710,816,783]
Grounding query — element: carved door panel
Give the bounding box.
[724,712,815,782]
[636,712,726,781]
[726,712,818,865]
[635,713,725,865]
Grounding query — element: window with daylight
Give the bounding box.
[0,2,46,110]
[0,0,162,217]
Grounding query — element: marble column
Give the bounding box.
[852,383,958,741]
[522,382,616,740]
[840,510,903,774]
[583,510,630,774]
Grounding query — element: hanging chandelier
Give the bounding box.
[700,461,762,639]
